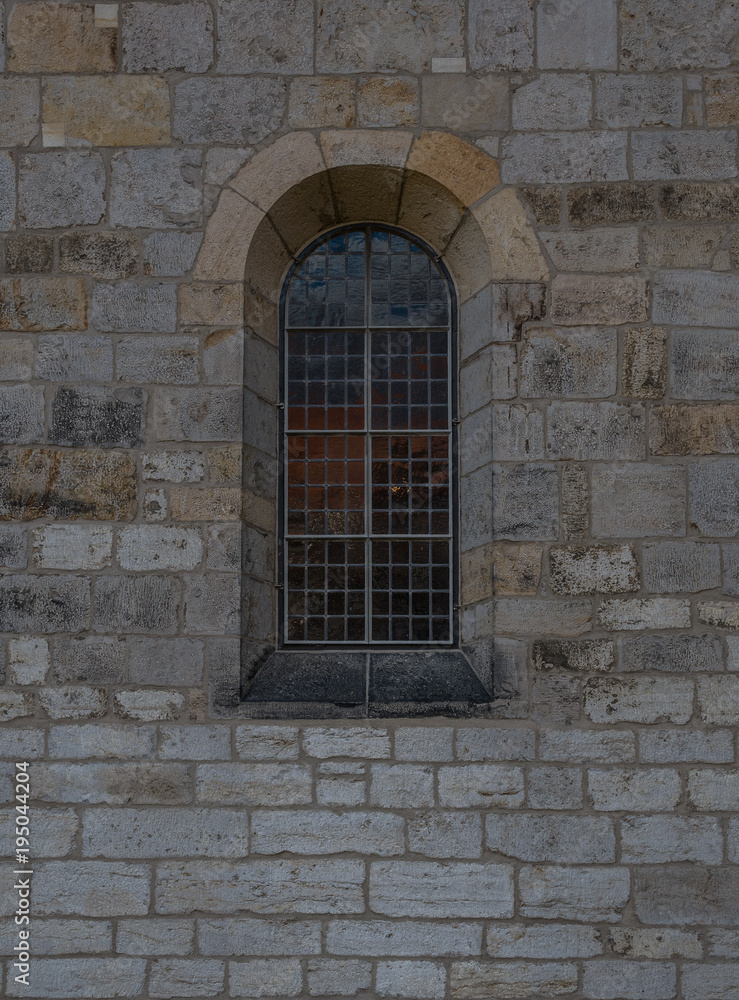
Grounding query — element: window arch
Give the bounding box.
[280,225,458,647]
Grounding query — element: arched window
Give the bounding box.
[280,226,457,648]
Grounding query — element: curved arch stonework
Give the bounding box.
[198,130,551,717]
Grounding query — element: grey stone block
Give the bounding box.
[621,815,723,864]
[327,919,481,958]
[489,404,543,460]
[595,74,682,127]
[92,282,177,333]
[527,766,583,810]
[539,728,636,763]
[128,637,203,686]
[567,184,655,225]
[117,337,200,385]
[196,762,311,806]
[54,636,127,683]
[0,78,39,146]
[487,923,600,959]
[654,271,739,328]
[37,336,113,382]
[536,0,616,68]
[513,74,591,129]
[634,865,739,925]
[407,811,483,859]
[0,524,26,568]
[589,768,681,812]
[422,74,509,131]
[184,574,239,633]
[698,675,739,724]
[690,459,739,536]
[123,1,214,72]
[455,728,534,761]
[114,689,185,722]
[0,574,89,633]
[154,388,243,442]
[33,761,189,804]
[633,129,737,181]
[118,526,202,571]
[584,676,693,724]
[198,917,321,956]
[619,634,723,673]
[682,964,739,1000]
[308,958,372,996]
[143,232,203,277]
[0,385,44,444]
[159,725,228,760]
[18,152,106,228]
[547,402,645,460]
[218,0,313,73]
[48,724,157,760]
[640,729,734,764]
[670,328,739,399]
[541,229,639,273]
[620,0,739,70]
[521,328,616,398]
[370,763,435,808]
[111,150,202,229]
[229,958,301,998]
[83,807,248,858]
[251,809,404,856]
[93,576,180,634]
[369,861,513,918]
[438,764,523,808]
[533,639,614,673]
[34,861,150,916]
[643,541,721,592]
[592,464,685,538]
[377,961,445,1000]
[688,769,739,810]
[492,463,559,540]
[0,151,14,230]
[49,387,146,449]
[519,865,630,921]
[4,958,146,999]
[723,542,739,596]
[549,545,638,596]
[582,960,676,1000]
[469,0,533,71]
[487,814,615,863]
[502,132,627,184]
[117,918,194,956]
[0,336,34,380]
[174,77,286,144]
[59,233,138,281]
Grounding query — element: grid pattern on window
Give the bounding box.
[281,226,455,646]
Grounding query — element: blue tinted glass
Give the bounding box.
[287,230,366,327]
[369,229,449,327]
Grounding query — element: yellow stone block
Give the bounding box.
[43,76,171,147]
[8,2,117,73]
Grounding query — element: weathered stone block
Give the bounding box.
[376,960,445,999]
[547,402,645,460]
[198,916,321,956]
[123,1,214,72]
[158,725,227,761]
[533,639,614,673]
[621,815,723,864]
[0,78,39,146]
[588,768,681,811]
[643,541,721,592]
[488,405,542,461]
[437,764,523,808]
[316,0,464,73]
[537,0,615,69]
[42,76,170,147]
[8,636,49,685]
[174,78,286,145]
[53,636,126,683]
[513,74,591,129]
[634,864,739,925]
[487,814,615,863]
[502,132,627,184]
[519,865,630,921]
[452,959,579,1000]
[608,928,701,961]
[469,0,533,71]
[407,811,482,859]
[50,387,145,449]
[422,75,509,131]
[0,447,136,522]
[519,187,560,225]
[252,810,404,857]
[671,329,739,400]
[288,76,355,128]
[114,690,184,722]
[369,763,435,808]
[306,958,372,997]
[0,152,14,229]
[621,326,667,399]
[143,233,203,277]
[180,283,242,327]
[154,388,242,442]
[33,524,113,572]
[688,769,739,810]
[111,149,201,231]
[567,183,655,225]
[327,919,481,958]
[4,235,54,274]
[83,808,248,859]
[92,282,177,333]
[595,73,682,127]
[620,0,739,70]
[641,729,734,764]
[550,545,638,596]
[591,464,685,538]
[7,3,118,73]
[582,960,676,1000]
[655,271,739,328]
[93,576,179,634]
[527,766,583,810]
[19,153,105,229]
[487,923,600,959]
[117,337,200,385]
[0,524,27,568]
[643,225,728,269]
[117,526,202,572]
[561,463,588,540]
[0,385,44,445]
[598,598,691,631]
[33,861,149,917]
[60,234,138,281]
[632,129,737,181]
[357,75,419,127]
[170,487,241,522]
[584,676,693,724]
[490,541,541,596]
[689,459,739,536]
[128,638,203,687]
[550,275,648,326]
[4,958,146,998]
[47,724,156,760]
[142,452,205,484]
[659,182,739,221]
[196,763,311,806]
[619,634,723,673]
[698,603,739,630]
[229,958,301,998]
[117,919,194,956]
[541,229,639,272]
[521,328,616,398]
[492,463,559,540]
[707,930,739,958]
[217,0,312,73]
[531,672,581,725]
[0,574,89,634]
[0,337,34,381]
[682,964,739,1000]
[370,861,513,919]
[705,72,739,125]
[494,598,591,637]
[455,728,534,762]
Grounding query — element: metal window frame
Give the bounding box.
[277,223,459,651]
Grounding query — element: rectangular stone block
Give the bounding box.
[114,689,185,722]
[619,633,722,673]
[527,767,582,811]
[539,728,635,763]
[549,545,638,596]
[588,768,681,811]
[369,861,513,919]
[547,402,645,460]
[111,149,202,229]
[156,860,365,915]
[670,329,739,399]
[0,524,27,569]
[502,132,627,184]
[705,71,739,125]
[609,927,701,960]
[196,762,311,806]
[171,487,241,522]
[37,336,113,382]
[375,961,442,1000]
[632,130,737,181]
[641,729,734,764]
[0,78,40,146]
[437,764,524,808]
[143,451,205,484]
[118,336,200,387]
[450,960,578,999]
[288,76,355,128]
[0,150,14,230]
[407,811,483,859]
[117,526,202,572]
[303,727,391,759]
[357,75,419,127]
[251,810,404,856]
[235,725,299,761]
[0,337,34,381]
[158,725,228,761]
[487,814,615,863]
[595,73,682,127]
[654,271,739,328]
[369,763,435,808]
[487,405,543,462]
[43,76,170,147]
[494,598,591,637]
[229,958,301,999]
[591,464,685,538]
[621,815,723,864]
[584,676,693,724]
[327,919,481,958]
[34,861,150,916]
[33,761,188,804]
[512,73,591,129]
[0,277,86,332]
[33,524,112,572]
[487,924,601,959]
[659,182,739,221]
[83,808,249,858]
[698,675,739,724]
[682,964,739,1000]
[117,918,194,956]
[0,385,44,444]
[18,917,112,956]
[143,232,203,277]
[128,638,203,687]
[550,274,648,326]
[92,282,177,333]
[492,463,559,541]
[521,328,616,398]
[568,184,655,225]
[48,723,157,760]
[598,598,691,631]
[582,960,676,1000]
[688,769,739,810]
[4,235,54,274]
[643,224,728,269]
[519,865,630,921]
[642,541,721,592]
[174,77,286,145]
[122,1,214,72]
[198,917,321,956]
[634,865,739,925]
[422,74,509,131]
[469,0,533,70]
[0,574,89,634]
[154,388,242,442]
[5,958,146,999]
[541,229,639,273]
[93,576,179,634]
[690,459,739,536]
[50,387,145,449]
[20,152,105,228]
[650,404,739,456]
[455,728,535,761]
[7,3,118,73]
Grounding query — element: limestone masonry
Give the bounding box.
[0,0,739,997]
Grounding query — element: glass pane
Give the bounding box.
[287,330,365,432]
[287,230,365,327]
[370,330,449,430]
[370,230,449,327]
[371,538,451,642]
[287,435,365,536]
[287,539,366,643]
[371,435,450,536]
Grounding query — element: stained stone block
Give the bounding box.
[357,76,419,127]
[123,1,214,72]
[619,634,723,673]
[7,3,118,73]
[111,150,202,230]
[547,403,645,461]
[60,234,138,281]
[492,463,559,540]
[489,542,541,596]
[4,235,53,274]
[217,0,313,73]
[567,184,655,225]
[550,545,638,596]
[540,229,639,273]
[316,0,464,74]
[642,541,721,594]
[513,74,591,129]
[488,284,546,344]
[422,75,509,131]
[0,524,27,569]
[0,278,86,332]
[533,639,614,673]
[658,182,739,221]
[632,130,737,182]
[0,79,39,146]
[502,132,628,184]
[0,574,90,634]
[468,0,533,70]
[93,576,180,634]
[33,524,113,572]
[521,329,617,398]
[519,865,629,921]
[37,336,113,384]
[50,387,146,449]
[0,338,34,381]
[42,76,171,147]
[561,464,588,540]
[0,386,44,445]
[584,676,693,724]
[689,459,739,536]
[174,78,286,145]
[53,636,127,683]
[288,77,356,128]
[670,329,739,399]
[494,599,591,637]
[651,405,739,456]
[92,283,177,334]
[656,270,739,329]
[643,225,727,269]
[184,575,240,634]
[536,0,616,69]
[550,275,648,326]
[705,72,739,125]
[491,405,544,461]
[19,153,106,229]
[518,187,560,225]
[116,337,199,385]
[595,74,682,127]
[591,464,685,538]
[143,233,203,277]
[620,0,739,70]
[621,326,667,399]
[154,388,242,442]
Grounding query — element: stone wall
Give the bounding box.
[0,0,738,996]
